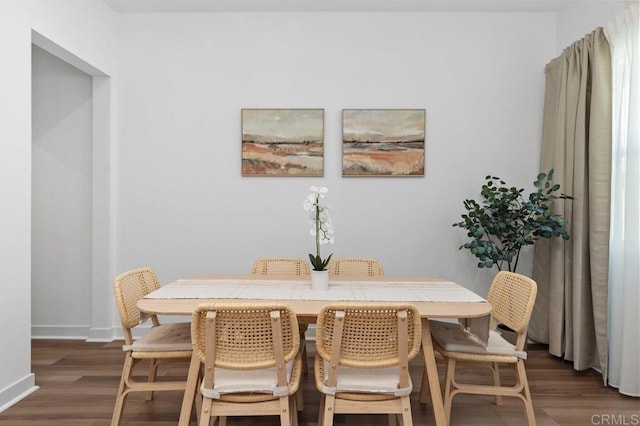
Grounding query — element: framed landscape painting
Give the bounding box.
[242,109,324,176]
[342,109,425,176]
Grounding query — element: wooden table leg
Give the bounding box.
[178,352,201,426]
[421,319,447,426]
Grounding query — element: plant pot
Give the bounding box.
[310,270,329,291]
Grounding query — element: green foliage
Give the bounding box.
[454,169,572,272]
[309,253,333,271]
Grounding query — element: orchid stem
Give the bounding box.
[315,195,320,259]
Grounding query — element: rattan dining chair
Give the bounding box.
[191,303,303,426]
[111,267,193,426]
[327,258,384,277]
[314,303,422,426]
[422,271,538,425]
[251,257,311,277]
[251,257,311,393]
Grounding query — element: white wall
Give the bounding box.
[0,0,114,411]
[556,0,629,51]
[115,12,556,295]
[0,0,35,411]
[31,45,93,338]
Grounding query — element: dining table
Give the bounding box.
[136,274,492,426]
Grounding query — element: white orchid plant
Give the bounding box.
[303,186,334,271]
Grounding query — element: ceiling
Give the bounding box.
[101,0,577,13]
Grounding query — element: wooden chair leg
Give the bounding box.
[290,395,299,426]
[279,396,291,426]
[146,358,158,400]
[195,368,203,424]
[443,358,456,425]
[492,362,503,405]
[301,337,309,375]
[419,367,430,404]
[296,387,304,411]
[179,352,203,426]
[111,354,133,426]
[317,394,326,426]
[199,398,213,426]
[400,395,413,426]
[517,360,536,426]
[322,395,335,426]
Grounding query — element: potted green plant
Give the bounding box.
[454,169,571,272]
[453,169,571,345]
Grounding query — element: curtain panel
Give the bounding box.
[604,4,639,397]
[531,28,612,378]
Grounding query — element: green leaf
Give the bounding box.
[455,168,571,273]
[473,227,485,238]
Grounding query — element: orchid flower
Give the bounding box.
[304,186,334,271]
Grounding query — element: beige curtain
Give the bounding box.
[530,28,612,377]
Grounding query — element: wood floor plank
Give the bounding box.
[0,340,636,425]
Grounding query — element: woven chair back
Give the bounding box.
[191,303,300,369]
[327,258,384,277]
[315,303,421,369]
[113,267,160,330]
[487,271,537,335]
[251,258,310,277]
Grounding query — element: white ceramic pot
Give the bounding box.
[310,270,329,291]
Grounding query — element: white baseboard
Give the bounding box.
[31,325,142,342]
[31,325,90,340]
[31,324,154,342]
[0,374,38,413]
[86,327,116,342]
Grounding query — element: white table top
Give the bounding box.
[146,277,487,303]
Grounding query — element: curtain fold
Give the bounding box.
[604,4,639,397]
[531,28,612,378]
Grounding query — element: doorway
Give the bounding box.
[31,45,93,337]
[30,31,112,341]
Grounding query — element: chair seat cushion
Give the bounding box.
[201,360,295,399]
[123,322,192,352]
[430,320,527,359]
[320,360,412,396]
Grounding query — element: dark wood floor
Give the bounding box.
[0,340,637,425]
